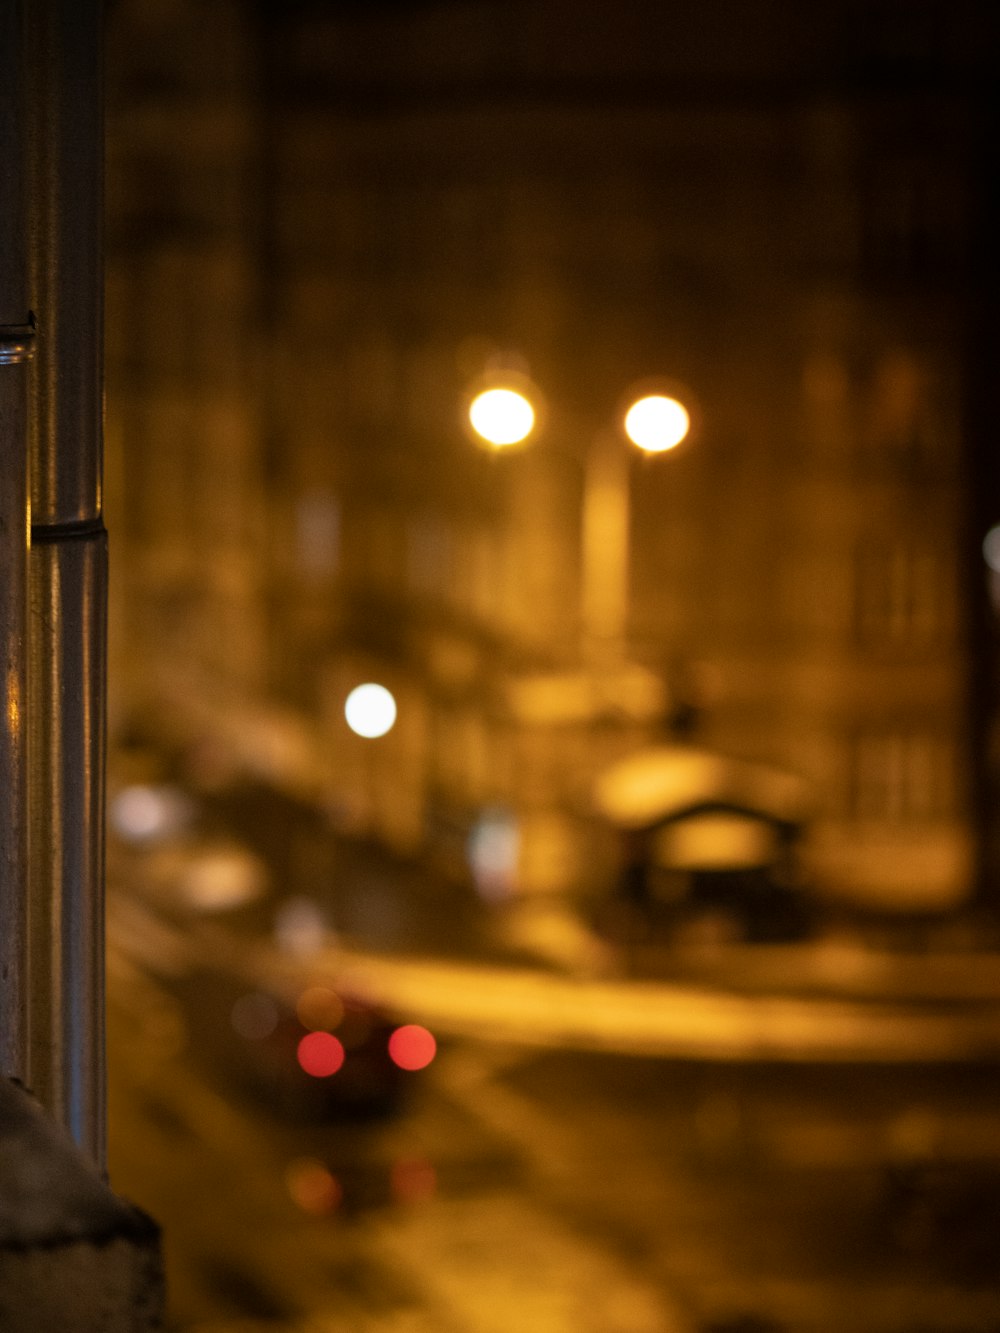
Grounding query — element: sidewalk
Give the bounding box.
[250,894,1000,1066]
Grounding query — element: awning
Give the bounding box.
[593,744,811,831]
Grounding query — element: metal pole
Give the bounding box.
[26,0,107,1167]
[0,3,34,1089]
[0,344,33,1084]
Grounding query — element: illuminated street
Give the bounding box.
[106,799,1000,1333]
[5,3,1000,1332]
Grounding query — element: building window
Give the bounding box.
[856,348,962,480]
[853,539,951,649]
[863,351,920,463]
[849,730,954,822]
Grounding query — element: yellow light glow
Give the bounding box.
[286,1158,342,1215]
[624,394,690,453]
[344,682,397,738]
[468,387,535,448]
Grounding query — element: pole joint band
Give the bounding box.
[0,321,36,365]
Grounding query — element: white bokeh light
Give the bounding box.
[983,525,1000,573]
[623,394,690,453]
[468,387,535,447]
[344,682,397,738]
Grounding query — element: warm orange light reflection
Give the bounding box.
[296,986,345,1032]
[388,1024,437,1070]
[285,1158,342,1215]
[623,394,690,453]
[6,666,20,734]
[297,1031,345,1077]
[468,387,535,447]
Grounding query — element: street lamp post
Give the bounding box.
[580,430,631,671]
[468,383,691,674]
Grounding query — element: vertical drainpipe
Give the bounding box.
[0,5,34,1091]
[26,0,107,1169]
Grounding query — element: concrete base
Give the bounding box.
[0,1079,163,1331]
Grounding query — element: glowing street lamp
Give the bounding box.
[623,394,690,454]
[467,386,535,448]
[467,378,693,669]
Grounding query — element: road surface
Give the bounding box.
[107,867,1000,1332]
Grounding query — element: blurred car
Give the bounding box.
[228,976,437,1119]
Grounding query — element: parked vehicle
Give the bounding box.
[229,977,436,1119]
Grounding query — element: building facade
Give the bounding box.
[105,0,998,910]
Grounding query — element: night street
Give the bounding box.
[106,814,1000,1333]
[6,5,1000,1331]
